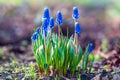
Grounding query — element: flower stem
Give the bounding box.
[58,24,61,39]
[75,33,78,54]
[74,19,78,54]
[43,31,47,66]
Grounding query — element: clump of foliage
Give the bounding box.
[31,7,94,78]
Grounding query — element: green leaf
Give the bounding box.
[76,46,82,66]
[36,45,45,69]
[82,45,89,70]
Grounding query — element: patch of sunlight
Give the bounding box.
[107,1,120,17]
[0,0,22,5]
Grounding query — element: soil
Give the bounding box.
[0,38,120,80]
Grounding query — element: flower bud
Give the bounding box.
[72,7,79,19]
[49,17,54,28]
[56,11,63,25]
[75,22,80,34]
[42,7,50,24]
[35,27,40,34]
[31,32,38,40]
[88,43,93,52]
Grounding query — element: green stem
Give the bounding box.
[73,19,78,54]
[58,25,61,39]
[88,61,93,73]
[44,36,47,64]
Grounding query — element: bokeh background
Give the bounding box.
[0,0,120,61]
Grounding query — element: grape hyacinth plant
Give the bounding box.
[31,7,94,79]
[56,11,63,38]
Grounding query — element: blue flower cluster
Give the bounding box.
[88,43,94,52]
[49,17,54,28]
[31,6,81,40]
[75,22,80,34]
[72,7,79,19]
[56,11,63,25]
[42,18,48,31]
[31,7,53,40]
[35,27,40,34]
[31,32,38,40]
[42,7,50,23]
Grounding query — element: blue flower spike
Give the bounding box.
[56,11,63,25]
[49,17,54,28]
[88,43,93,52]
[75,22,80,34]
[42,18,48,31]
[31,32,38,40]
[72,7,79,19]
[35,27,40,34]
[42,7,50,24]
